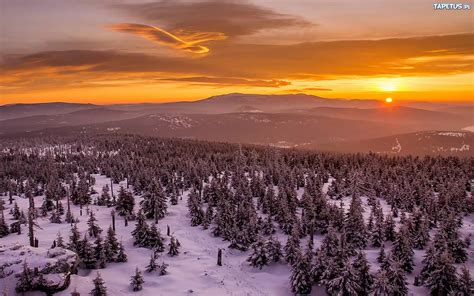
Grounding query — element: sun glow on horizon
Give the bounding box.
[379,80,398,92]
[385,97,393,103]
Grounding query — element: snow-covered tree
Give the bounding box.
[146,253,157,272]
[324,259,360,296]
[88,211,102,238]
[290,254,312,295]
[168,236,180,256]
[247,238,269,269]
[266,236,283,263]
[90,272,107,296]
[284,227,301,266]
[116,241,128,262]
[130,268,144,291]
[425,250,458,295]
[116,186,134,217]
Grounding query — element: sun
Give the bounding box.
[385,97,393,103]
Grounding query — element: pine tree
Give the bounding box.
[130,268,144,291]
[187,189,204,226]
[98,184,111,206]
[94,235,107,269]
[146,253,157,272]
[392,225,414,273]
[116,187,134,217]
[384,214,396,242]
[261,215,276,235]
[116,241,128,262]
[158,261,168,276]
[454,266,473,296]
[425,250,458,295]
[148,223,165,252]
[371,271,392,296]
[90,272,107,296]
[16,261,33,293]
[140,180,167,222]
[324,259,360,296]
[49,210,62,224]
[88,211,102,238]
[377,244,386,265]
[266,236,283,263]
[56,231,65,248]
[0,211,9,238]
[344,195,368,250]
[68,223,82,254]
[284,227,301,266]
[168,236,180,256]
[387,259,408,296]
[353,251,373,294]
[132,211,150,247]
[82,236,97,269]
[247,238,269,269]
[290,254,312,295]
[105,226,119,262]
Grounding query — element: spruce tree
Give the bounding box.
[353,251,373,294]
[88,211,102,238]
[290,254,312,295]
[140,180,167,222]
[130,268,144,291]
[324,259,360,296]
[116,187,134,217]
[90,272,107,296]
[392,225,414,273]
[116,241,128,262]
[16,261,33,293]
[158,261,168,276]
[266,236,283,263]
[384,214,396,242]
[425,250,458,295]
[105,226,119,262]
[168,236,180,256]
[371,271,392,296]
[68,223,82,254]
[247,238,269,269]
[82,236,97,269]
[284,227,301,266]
[132,211,150,247]
[387,259,408,296]
[146,253,157,272]
[148,223,165,252]
[344,195,368,250]
[454,266,473,296]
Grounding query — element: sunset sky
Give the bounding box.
[0,0,473,104]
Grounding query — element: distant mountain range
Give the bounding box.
[1,93,472,156]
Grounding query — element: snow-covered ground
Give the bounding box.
[0,175,296,296]
[1,174,473,295]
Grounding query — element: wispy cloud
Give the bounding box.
[282,87,332,93]
[109,23,226,54]
[115,0,311,38]
[160,76,291,87]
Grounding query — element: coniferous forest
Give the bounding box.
[0,134,472,295]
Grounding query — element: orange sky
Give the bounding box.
[0,0,473,104]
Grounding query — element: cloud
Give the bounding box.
[159,76,291,87]
[283,87,333,93]
[109,23,226,54]
[1,33,472,92]
[115,0,311,37]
